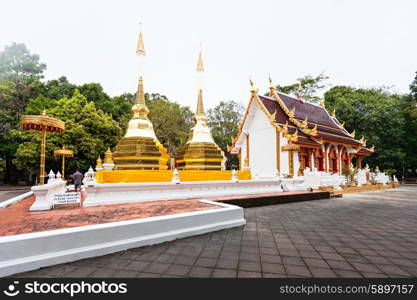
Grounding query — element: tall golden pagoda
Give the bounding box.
[175,50,226,170]
[112,28,170,170]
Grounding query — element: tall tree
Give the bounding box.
[145,95,194,156]
[324,86,408,175]
[13,90,122,182]
[273,73,329,103]
[0,43,46,183]
[207,100,244,169]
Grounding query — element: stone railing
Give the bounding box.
[30,170,66,211]
[303,169,343,190]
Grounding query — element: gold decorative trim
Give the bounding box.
[276,129,280,173]
[281,144,300,151]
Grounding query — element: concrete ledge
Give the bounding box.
[84,179,287,207]
[0,191,33,209]
[335,183,398,195]
[0,201,245,277]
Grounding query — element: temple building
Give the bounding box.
[230,79,374,178]
[175,50,226,170]
[111,30,170,170]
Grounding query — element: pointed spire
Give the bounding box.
[196,89,205,117]
[104,148,113,164]
[136,25,146,55]
[196,49,204,72]
[135,77,146,105]
[132,76,149,119]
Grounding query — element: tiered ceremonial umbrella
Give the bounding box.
[20,110,65,185]
[54,146,73,179]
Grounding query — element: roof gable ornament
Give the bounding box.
[289,107,295,119]
[340,121,345,129]
[301,117,308,129]
[269,109,277,122]
[282,121,289,135]
[320,100,325,107]
[331,109,336,118]
[370,145,375,152]
[350,130,356,138]
[249,78,258,95]
[290,128,298,142]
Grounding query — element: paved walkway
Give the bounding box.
[14,186,417,278]
[0,190,30,203]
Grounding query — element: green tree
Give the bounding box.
[402,72,417,176]
[273,73,329,103]
[324,86,408,175]
[0,43,46,183]
[146,95,194,155]
[13,90,122,182]
[207,100,244,169]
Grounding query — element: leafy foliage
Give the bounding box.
[324,86,413,176]
[146,95,194,155]
[0,43,47,183]
[207,100,244,169]
[13,90,122,180]
[273,73,329,103]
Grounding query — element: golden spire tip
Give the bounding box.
[136,26,146,55]
[196,49,204,72]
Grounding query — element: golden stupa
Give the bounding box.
[112,30,169,170]
[175,50,226,170]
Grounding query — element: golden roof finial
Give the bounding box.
[350,129,355,138]
[196,48,204,72]
[249,78,258,95]
[340,121,345,129]
[41,109,47,116]
[331,109,336,118]
[289,107,296,118]
[302,117,308,128]
[291,128,299,142]
[268,75,274,89]
[311,124,318,136]
[370,145,375,152]
[359,136,365,144]
[136,24,146,55]
[282,121,289,135]
[320,100,325,107]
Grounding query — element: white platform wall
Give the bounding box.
[0,201,245,277]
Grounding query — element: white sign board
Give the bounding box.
[53,192,81,205]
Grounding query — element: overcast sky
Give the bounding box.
[1,0,416,109]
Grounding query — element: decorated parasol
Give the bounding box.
[20,110,65,185]
[54,146,73,179]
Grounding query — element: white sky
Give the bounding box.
[1,0,416,110]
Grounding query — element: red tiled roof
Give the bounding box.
[258,93,363,147]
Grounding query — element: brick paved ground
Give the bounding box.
[0,196,219,236]
[14,186,417,278]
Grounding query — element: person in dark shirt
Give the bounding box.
[72,169,83,192]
